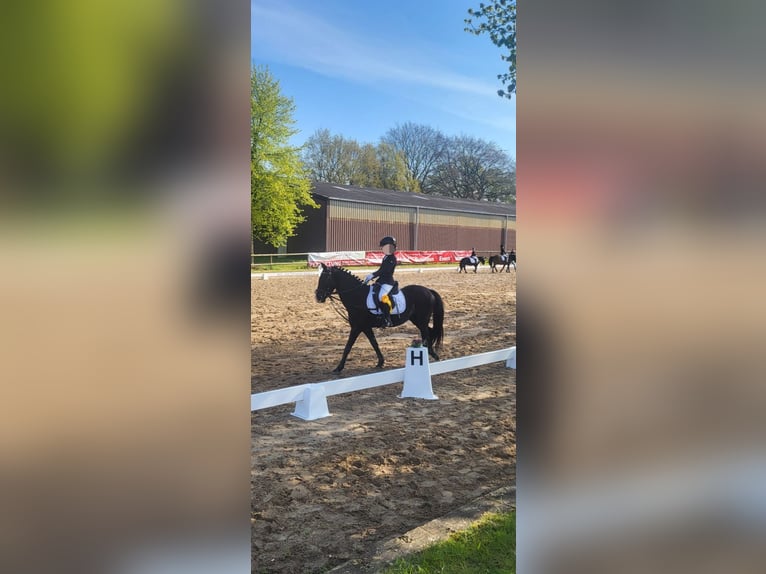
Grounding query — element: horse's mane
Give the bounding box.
[332,266,365,285]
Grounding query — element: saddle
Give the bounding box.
[367,283,405,315]
[469,256,478,265]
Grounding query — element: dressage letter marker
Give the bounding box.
[400,346,438,400]
[410,349,424,366]
[252,347,514,420]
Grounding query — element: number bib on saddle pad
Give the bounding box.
[366,286,406,315]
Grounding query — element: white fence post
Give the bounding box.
[400,346,437,400]
[292,384,331,420]
[252,346,516,419]
[506,347,516,369]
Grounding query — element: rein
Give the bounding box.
[322,269,372,324]
[327,294,350,324]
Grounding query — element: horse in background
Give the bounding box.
[489,251,516,273]
[458,255,485,273]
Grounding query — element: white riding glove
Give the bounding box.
[364,274,374,283]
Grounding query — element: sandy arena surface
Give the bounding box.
[252,267,516,573]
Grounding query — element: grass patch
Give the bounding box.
[251,254,310,272]
[251,262,312,272]
[382,511,515,574]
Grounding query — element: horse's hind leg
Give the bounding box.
[363,327,385,368]
[427,339,440,361]
[333,326,362,373]
[416,322,439,361]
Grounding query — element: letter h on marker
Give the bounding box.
[401,346,437,400]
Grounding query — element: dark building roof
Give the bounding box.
[312,182,516,218]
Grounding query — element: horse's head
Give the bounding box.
[479,256,486,264]
[315,263,336,303]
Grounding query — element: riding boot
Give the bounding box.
[380,306,392,327]
[378,295,393,327]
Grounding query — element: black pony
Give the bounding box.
[458,255,485,273]
[315,264,444,373]
[489,253,516,272]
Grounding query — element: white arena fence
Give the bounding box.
[251,346,516,420]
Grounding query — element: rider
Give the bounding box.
[470,247,477,265]
[365,236,398,327]
[500,244,507,263]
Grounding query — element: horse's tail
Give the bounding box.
[428,289,444,350]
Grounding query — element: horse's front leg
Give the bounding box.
[333,326,362,373]
[362,327,385,368]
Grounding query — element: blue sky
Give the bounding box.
[251,0,516,158]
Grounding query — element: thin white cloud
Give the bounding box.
[251,1,500,99]
[431,96,516,150]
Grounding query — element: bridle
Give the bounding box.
[318,267,371,324]
[319,268,368,297]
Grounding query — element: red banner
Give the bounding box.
[308,250,471,267]
[307,251,367,268]
[365,250,471,265]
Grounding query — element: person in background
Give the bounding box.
[364,236,397,327]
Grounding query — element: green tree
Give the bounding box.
[302,130,418,192]
[302,129,361,185]
[349,143,382,188]
[302,128,348,184]
[465,0,516,98]
[347,143,419,192]
[376,143,420,192]
[251,66,315,248]
[381,122,446,192]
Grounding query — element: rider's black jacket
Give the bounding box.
[372,254,397,284]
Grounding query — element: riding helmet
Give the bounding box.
[379,236,396,248]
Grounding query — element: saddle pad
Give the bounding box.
[469,256,478,264]
[366,288,406,315]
